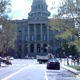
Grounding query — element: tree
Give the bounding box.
[0,0,11,18]
[0,0,17,56]
[49,0,80,55]
[58,0,80,23]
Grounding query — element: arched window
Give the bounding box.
[37,44,40,53]
[30,44,34,52]
[43,44,47,52]
[38,5,40,9]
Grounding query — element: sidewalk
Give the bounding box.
[60,58,80,80]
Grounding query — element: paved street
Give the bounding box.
[0,59,76,80]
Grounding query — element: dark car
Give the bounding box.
[47,58,60,70]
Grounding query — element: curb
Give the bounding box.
[61,65,79,74]
[61,65,80,79]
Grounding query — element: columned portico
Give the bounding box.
[15,0,55,58]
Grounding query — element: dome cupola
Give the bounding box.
[28,0,50,19]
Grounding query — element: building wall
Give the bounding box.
[13,0,57,58]
[14,19,54,58]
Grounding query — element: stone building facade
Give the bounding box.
[13,0,56,58]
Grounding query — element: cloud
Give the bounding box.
[10,0,61,20]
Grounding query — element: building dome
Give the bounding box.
[28,0,50,19]
[33,0,45,2]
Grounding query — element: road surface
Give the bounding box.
[0,59,74,80]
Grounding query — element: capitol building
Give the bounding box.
[13,0,57,58]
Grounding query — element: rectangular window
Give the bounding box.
[36,24,40,33]
[50,35,53,40]
[30,35,34,41]
[42,24,46,32]
[19,27,22,32]
[25,27,27,31]
[37,35,41,41]
[36,26,40,33]
[30,24,34,32]
[18,36,22,41]
[25,35,28,41]
[43,27,46,31]
[43,35,47,41]
[19,45,22,51]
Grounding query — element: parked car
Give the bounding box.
[47,58,60,70]
[0,57,12,65]
[10,57,14,60]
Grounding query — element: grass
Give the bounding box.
[68,66,80,71]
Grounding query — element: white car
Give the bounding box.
[10,57,14,60]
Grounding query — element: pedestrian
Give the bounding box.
[67,56,69,65]
[77,57,79,65]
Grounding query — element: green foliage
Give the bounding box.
[0,0,17,56]
[68,66,80,71]
[49,0,80,54]
[0,0,11,16]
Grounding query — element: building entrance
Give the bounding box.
[30,44,34,52]
[37,44,40,53]
[43,44,47,52]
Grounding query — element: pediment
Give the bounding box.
[28,15,48,21]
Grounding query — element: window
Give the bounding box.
[42,24,46,32]
[30,26,34,32]
[31,35,34,41]
[36,5,37,9]
[30,44,34,52]
[18,36,22,41]
[19,27,22,32]
[19,45,22,51]
[25,45,28,52]
[38,5,40,9]
[41,5,43,9]
[50,35,53,40]
[43,35,47,41]
[37,35,41,41]
[25,35,28,41]
[36,26,40,33]
[25,27,27,31]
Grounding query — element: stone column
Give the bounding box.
[34,24,36,41]
[47,25,49,42]
[34,43,37,53]
[22,44,24,58]
[28,24,30,41]
[47,25,49,53]
[22,26,24,58]
[41,24,42,41]
[41,43,43,53]
[28,43,30,56]
[28,24,30,55]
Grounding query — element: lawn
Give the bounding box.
[68,66,80,71]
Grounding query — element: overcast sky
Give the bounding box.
[9,0,61,20]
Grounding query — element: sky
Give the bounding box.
[9,0,61,20]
